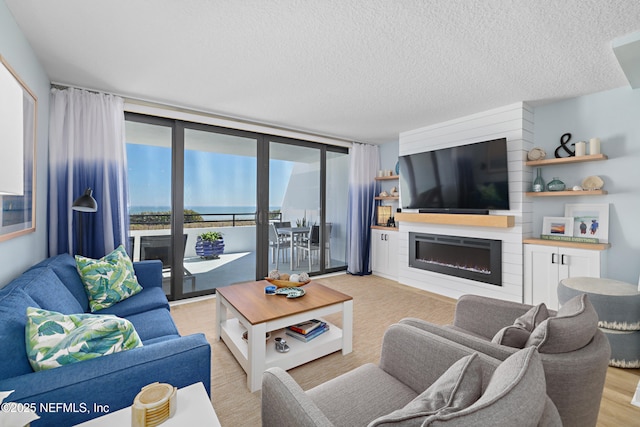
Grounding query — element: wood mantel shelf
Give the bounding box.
[395,212,515,228]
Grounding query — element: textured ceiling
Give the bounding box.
[5,0,640,144]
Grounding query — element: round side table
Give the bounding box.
[558,277,640,368]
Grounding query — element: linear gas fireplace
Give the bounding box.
[409,233,502,286]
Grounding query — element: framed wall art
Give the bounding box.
[542,216,574,237]
[564,203,609,243]
[0,55,37,242]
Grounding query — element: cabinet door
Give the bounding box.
[524,245,560,308]
[371,229,388,274]
[386,231,398,278]
[558,247,601,280]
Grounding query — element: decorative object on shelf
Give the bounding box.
[265,270,311,287]
[542,216,574,237]
[376,205,392,226]
[274,337,290,353]
[554,132,575,158]
[242,330,271,342]
[195,231,225,259]
[390,186,399,197]
[274,287,306,298]
[532,168,545,192]
[590,137,601,155]
[565,203,610,243]
[582,175,604,191]
[572,185,584,191]
[379,190,389,197]
[527,147,546,161]
[131,382,177,427]
[546,177,566,191]
[575,141,587,157]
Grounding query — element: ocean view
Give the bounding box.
[130,206,281,222]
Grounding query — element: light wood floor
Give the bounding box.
[170,274,640,427]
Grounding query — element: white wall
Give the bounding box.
[0,1,51,286]
[532,87,640,284]
[397,103,533,302]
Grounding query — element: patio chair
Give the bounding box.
[139,234,196,290]
[269,223,289,270]
[296,224,331,270]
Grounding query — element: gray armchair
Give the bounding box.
[400,293,611,427]
[262,323,561,427]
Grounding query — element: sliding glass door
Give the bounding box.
[125,113,348,300]
[182,126,258,296]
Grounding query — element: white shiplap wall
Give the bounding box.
[397,102,534,302]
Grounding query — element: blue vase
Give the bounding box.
[196,237,225,259]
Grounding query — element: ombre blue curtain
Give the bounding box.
[48,88,129,259]
[346,143,380,275]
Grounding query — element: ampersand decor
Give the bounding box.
[554,132,575,158]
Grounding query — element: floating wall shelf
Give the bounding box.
[395,212,515,228]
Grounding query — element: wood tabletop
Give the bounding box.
[216,280,352,325]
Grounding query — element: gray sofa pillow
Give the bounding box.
[525,294,598,353]
[424,347,548,426]
[368,353,483,427]
[492,303,549,348]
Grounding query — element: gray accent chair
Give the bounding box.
[400,294,611,427]
[262,323,561,427]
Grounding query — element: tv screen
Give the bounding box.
[399,138,510,213]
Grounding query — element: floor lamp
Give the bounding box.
[72,188,98,256]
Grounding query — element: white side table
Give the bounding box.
[74,382,220,426]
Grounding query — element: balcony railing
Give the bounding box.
[129,211,283,228]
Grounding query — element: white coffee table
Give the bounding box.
[74,382,220,426]
[216,280,353,392]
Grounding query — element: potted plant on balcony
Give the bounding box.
[195,231,225,259]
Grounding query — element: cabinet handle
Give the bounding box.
[384,234,388,241]
[561,254,567,265]
[551,253,557,264]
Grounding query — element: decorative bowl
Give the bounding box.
[264,278,311,288]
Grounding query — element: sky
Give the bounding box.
[126,144,293,209]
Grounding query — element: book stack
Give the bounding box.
[285,319,329,342]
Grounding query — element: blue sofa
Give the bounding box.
[0,253,211,426]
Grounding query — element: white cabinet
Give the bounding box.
[524,244,605,310]
[371,228,398,280]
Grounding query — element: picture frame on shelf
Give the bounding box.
[564,203,609,243]
[376,205,392,226]
[542,217,574,237]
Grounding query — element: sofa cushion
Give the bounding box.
[0,288,40,380]
[368,353,483,426]
[514,303,549,331]
[491,303,549,348]
[96,286,169,318]
[423,347,547,426]
[15,268,84,314]
[124,308,180,342]
[526,294,598,353]
[25,307,142,371]
[491,325,531,348]
[75,245,143,312]
[29,253,90,312]
[308,363,418,426]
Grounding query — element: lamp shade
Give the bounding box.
[72,188,98,212]
[0,60,24,196]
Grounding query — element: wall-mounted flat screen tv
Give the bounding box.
[399,137,510,214]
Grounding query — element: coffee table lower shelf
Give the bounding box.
[220,318,343,375]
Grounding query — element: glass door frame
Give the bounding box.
[125,112,347,301]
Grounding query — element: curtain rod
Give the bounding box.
[50,82,359,146]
